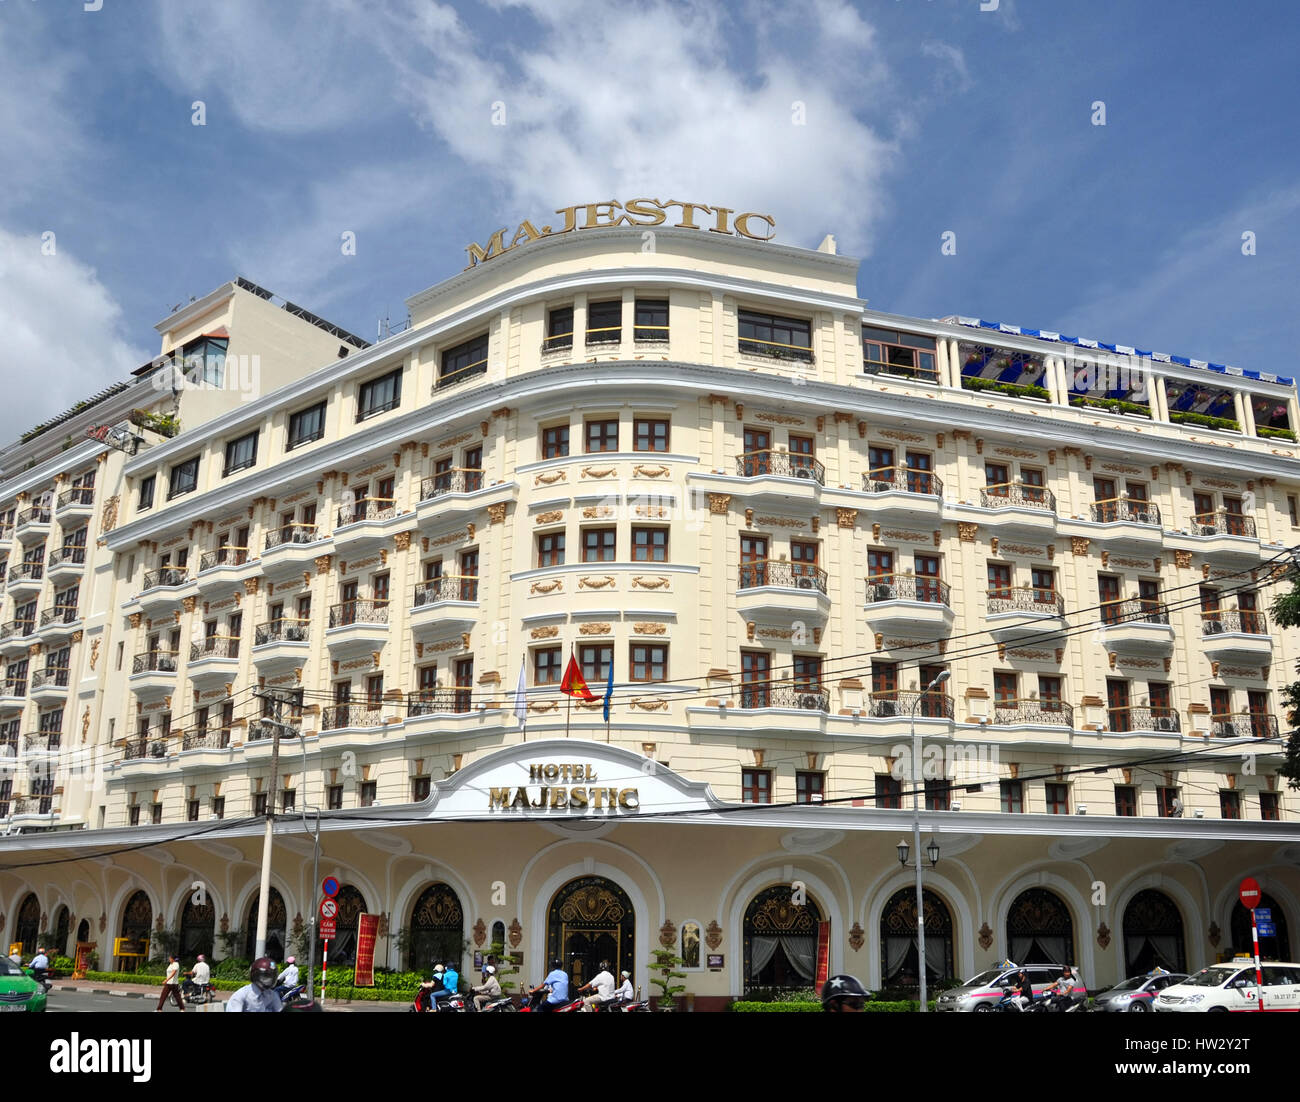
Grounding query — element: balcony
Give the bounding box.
[406,688,474,718]
[1200,609,1272,664]
[252,619,311,672]
[0,620,35,657]
[46,544,86,582]
[335,497,406,555]
[29,666,69,704]
[863,690,955,720]
[1099,599,1175,656]
[129,650,179,695]
[14,506,51,539]
[1182,510,1260,567]
[864,574,953,639]
[181,726,232,752]
[247,717,301,744]
[737,682,831,713]
[1209,712,1279,740]
[261,523,329,579]
[0,677,25,710]
[1104,705,1181,734]
[731,450,824,506]
[736,560,830,623]
[985,587,1068,644]
[990,699,1075,728]
[978,483,1057,538]
[861,466,945,525]
[37,605,80,642]
[187,635,241,683]
[321,702,387,731]
[6,560,43,596]
[137,568,192,616]
[1088,498,1164,553]
[410,574,480,635]
[325,599,390,655]
[420,468,485,502]
[9,795,53,819]
[123,736,169,761]
[55,486,94,519]
[23,731,61,757]
[196,546,256,593]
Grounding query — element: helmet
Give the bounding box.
[484,965,496,975]
[550,958,562,970]
[433,964,445,974]
[620,971,630,978]
[196,954,205,962]
[286,956,296,964]
[821,974,868,1012]
[599,960,610,970]
[251,957,277,990]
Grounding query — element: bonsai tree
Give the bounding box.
[647,947,687,1011]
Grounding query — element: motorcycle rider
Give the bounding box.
[530,958,570,1011]
[821,974,868,1012]
[1012,968,1035,1010]
[183,954,211,1000]
[1044,965,1078,1011]
[27,947,49,987]
[614,970,635,1007]
[578,960,616,1011]
[225,957,284,1013]
[418,964,449,1012]
[275,956,300,998]
[442,960,460,1004]
[471,964,502,1011]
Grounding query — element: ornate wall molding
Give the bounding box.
[535,510,564,525]
[581,467,617,479]
[578,622,612,635]
[530,579,563,595]
[530,626,560,639]
[709,493,731,515]
[755,515,805,529]
[632,464,670,478]
[534,470,567,486]
[836,508,857,529]
[632,623,667,635]
[578,576,616,590]
[631,576,670,590]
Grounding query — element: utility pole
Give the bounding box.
[252,688,297,960]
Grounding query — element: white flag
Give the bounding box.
[513,656,527,729]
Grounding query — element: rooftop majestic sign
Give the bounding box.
[464,198,776,268]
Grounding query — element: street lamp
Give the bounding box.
[909,668,950,1013]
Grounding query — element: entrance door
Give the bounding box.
[547,877,636,990]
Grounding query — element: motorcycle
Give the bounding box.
[992,988,1034,1013]
[518,986,584,1012]
[25,968,53,995]
[279,984,316,1011]
[180,978,211,1004]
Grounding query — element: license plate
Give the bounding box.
[0,1004,30,1012]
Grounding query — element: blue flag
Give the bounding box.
[602,657,615,723]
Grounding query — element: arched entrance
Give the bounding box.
[119,890,152,971]
[14,893,40,956]
[408,883,464,973]
[1231,893,1291,961]
[178,894,215,961]
[76,918,90,946]
[1122,889,1186,974]
[743,884,823,992]
[880,887,955,989]
[546,876,636,990]
[243,889,287,962]
[326,885,366,965]
[53,906,70,958]
[1006,888,1075,965]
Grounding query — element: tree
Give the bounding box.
[647,947,687,1011]
[1271,570,1300,789]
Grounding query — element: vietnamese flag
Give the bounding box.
[560,653,596,701]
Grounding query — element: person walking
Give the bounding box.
[156,955,186,1012]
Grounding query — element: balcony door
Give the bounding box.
[791,540,818,583]
[740,535,768,588]
[915,555,941,603]
[741,651,771,709]
[339,580,358,626]
[1107,679,1131,731]
[742,428,771,476]
[905,452,932,495]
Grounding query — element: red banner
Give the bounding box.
[354,913,379,987]
[815,921,830,990]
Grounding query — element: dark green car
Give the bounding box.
[0,956,46,1012]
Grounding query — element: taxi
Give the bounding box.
[1153,959,1300,1012]
[0,956,47,1012]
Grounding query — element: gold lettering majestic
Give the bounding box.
[464,198,776,268]
[493,761,635,814]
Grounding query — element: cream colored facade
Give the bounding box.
[2,225,1299,1002]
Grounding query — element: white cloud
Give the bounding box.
[920,41,972,94]
[0,230,146,446]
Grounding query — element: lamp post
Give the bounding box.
[905,668,949,1012]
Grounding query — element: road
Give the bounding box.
[42,987,403,1013]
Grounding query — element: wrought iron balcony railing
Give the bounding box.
[7,561,43,584]
[865,690,955,720]
[866,574,951,607]
[24,732,60,753]
[254,619,310,646]
[541,331,573,354]
[47,545,86,567]
[328,599,389,628]
[862,358,940,383]
[57,487,94,509]
[1201,609,1269,636]
[1100,599,1170,627]
[987,586,1066,616]
[737,560,829,593]
[182,726,231,751]
[1192,511,1256,538]
[30,667,69,690]
[199,546,250,571]
[0,677,25,697]
[420,468,485,501]
[13,795,52,815]
[735,450,826,485]
[189,635,240,661]
[321,703,386,730]
[1106,705,1181,733]
[264,522,319,550]
[124,737,168,761]
[980,482,1056,512]
[991,699,1075,727]
[1210,712,1279,739]
[437,358,489,389]
[738,681,830,712]
[414,574,479,606]
[737,335,814,363]
[407,688,473,716]
[141,567,188,590]
[863,466,944,497]
[15,507,51,528]
[0,619,35,640]
[336,497,397,527]
[39,606,79,628]
[131,650,179,674]
[1090,498,1161,525]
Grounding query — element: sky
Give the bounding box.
[1,0,1298,445]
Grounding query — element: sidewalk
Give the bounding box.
[49,977,408,1012]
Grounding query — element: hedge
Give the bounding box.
[1169,411,1239,432]
[963,378,1051,401]
[1068,396,1151,418]
[81,969,416,1002]
[1257,426,1298,441]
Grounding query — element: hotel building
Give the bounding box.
[1,209,1298,1006]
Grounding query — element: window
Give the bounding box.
[281,790,296,812]
[253,793,268,816]
[984,462,1009,495]
[738,309,812,362]
[875,774,902,810]
[534,647,563,686]
[287,401,327,449]
[1039,676,1063,713]
[187,799,200,822]
[357,368,402,420]
[454,657,474,712]
[151,803,163,825]
[1114,786,1137,817]
[537,532,565,567]
[741,650,770,708]
[1289,495,1299,528]
[440,333,489,387]
[1157,787,1181,818]
[544,306,574,352]
[360,781,377,807]
[582,527,616,562]
[327,785,343,810]
[1260,793,1280,821]
[542,424,570,459]
[585,419,619,453]
[924,779,951,811]
[586,300,622,345]
[579,645,612,686]
[412,776,432,802]
[129,804,141,827]
[1220,790,1241,820]
[182,336,228,386]
[741,769,771,804]
[1098,574,1121,625]
[630,644,666,682]
[634,299,669,342]
[167,457,199,499]
[634,419,669,452]
[223,431,258,476]
[631,527,667,562]
[210,797,225,820]
[1045,783,1069,815]
[993,671,1017,705]
[861,325,938,380]
[1001,780,1024,814]
[1031,567,1056,604]
[138,475,155,511]
[795,771,824,804]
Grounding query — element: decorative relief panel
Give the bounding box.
[530,626,560,639]
[578,622,612,635]
[957,523,978,543]
[632,465,670,478]
[882,529,929,543]
[754,412,805,426]
[994,447,1039,459]
[582,506,615,519]
[756,516,805,529]
[880,430,925,443]
[534,470,567,486]
[1000,543,1045,557]
[631,576,671,590]
[581,467,617,479]
[709,494,731,515]
[836,508,857,529]
[535,510,564,525]
[632,623,667,635]
[530,579,563,595]
[578,576,616,590]
[436,431,475,450]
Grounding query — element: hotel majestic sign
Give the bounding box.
[464,198,776,268]
[488,761,639,814]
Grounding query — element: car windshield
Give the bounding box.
[1183,967,1235,988]
[1109,977,1147,993]
[0,957,23,977]
[965,970,1008,987]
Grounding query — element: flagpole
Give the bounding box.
[566,692,571,739]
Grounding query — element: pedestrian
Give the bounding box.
[156,954,186,1012]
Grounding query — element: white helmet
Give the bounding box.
[484,965,496,975]
[433,964,444,974]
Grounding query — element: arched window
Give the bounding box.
[328,885,366,965]
[743,884,823,992]
[880,887,955,989]
[547,876,636,990]
[75,918,90,946]
[1005,888,1074,966]
[1231,893,1291,961]
[119,891,152,971]
[179,893,216,960]
[1122,890,1185,974]
[243,889,287,961]
[53,906,70,958]
[14,893,40,957]
[681,921,701,969]
[408,883,464,973]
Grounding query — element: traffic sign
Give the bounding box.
[1255,907,1272,922]
[319,898,338,920]
[321,877,340,898]
[319,918,336,939]
[1258,922,1276,937]
[1239,877,1262,910]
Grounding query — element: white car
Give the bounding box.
[1153,962,1300,1012]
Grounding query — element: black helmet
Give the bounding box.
[550,958,562,970]
[821,974,868,1011]
[251,957,277,990]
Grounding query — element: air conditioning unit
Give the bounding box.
[1155,716,1178,732]
[873,584,895,602]
[1203,619,1224,635]
[875,700,899,718]
[797,693,824,711]
[797,576,816,589]
[1198,524,1219,537]
[286,626,307,642]
[795,467,813,480]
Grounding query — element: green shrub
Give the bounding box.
[52,956,75,975]
[1257,427,1297,441]
[1169,411,1239,432]
[964,377,1051,401]
[1068,396,1151,418]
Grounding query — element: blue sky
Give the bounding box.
[1,0,1297,443]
